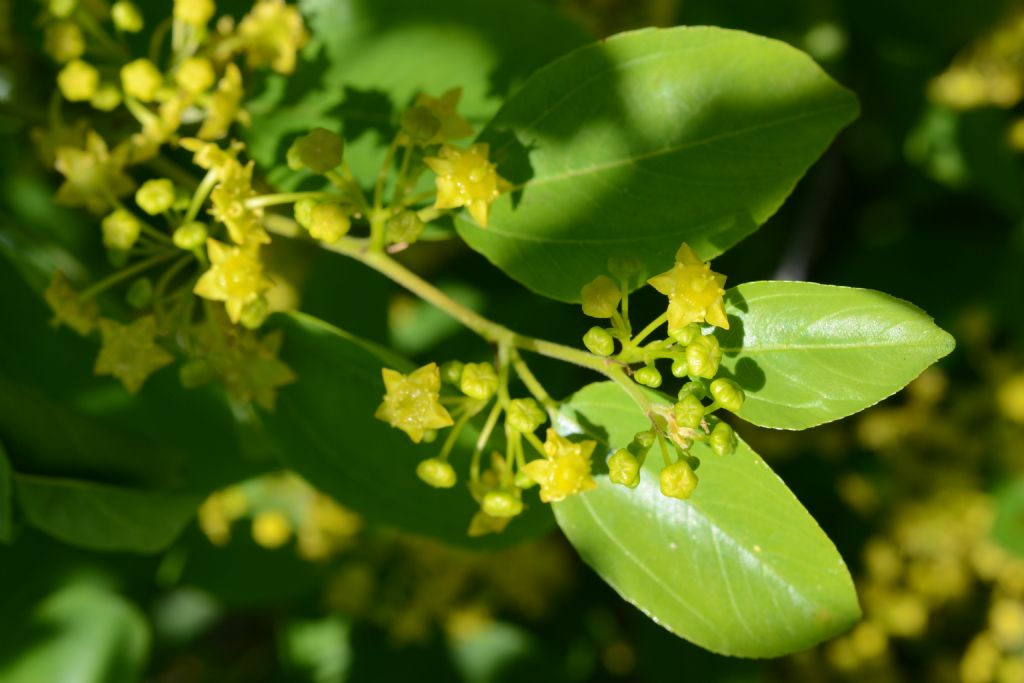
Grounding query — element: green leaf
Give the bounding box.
[993,477,1024,557]
[0,581,149,683]
[456,26,859,302]
[247,0,590,185]
[553,382,860,657]
[0,441,11,543]
[263,312,554,548]
[13,473,200,554]
[719,281,956,430]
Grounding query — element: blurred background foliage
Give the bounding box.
[2,0,1024,681]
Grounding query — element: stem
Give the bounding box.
[471,400,503,483]
[184,168,219,224]
[622,311,669,356]
[78,252,176,301]
[245,191,336,210]
[509,348,559,417]
[437,411,472,462]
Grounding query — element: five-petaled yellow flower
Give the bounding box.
[94,315,174,393]
[647,243,730,331]
[522,429,598,503]
[424,143,509,227]
[412,88,475,145]
[193,239,272,323]
[54,131,135,214]
[209,158,269,245]
[375,363,454,443]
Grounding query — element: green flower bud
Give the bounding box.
[673,393,705,429]
[125,277,153,309]
[173,222,207,250]
[669,323,701,346]
[49,0,77,18]
[294,198,316,229]
[136,178,175,215]
[514,471,537,489]
[239,296,269,330]
[101,209,141,251]
[308,203,350,243]
[440,360,465,386]
[581,275,621,318]
[460,362,498,401]
[660,461,698,500]
[416,458,457,488]
[671,358,689,378]
[287,127,344,174]
[632,430,656,450]
[179,358,213,388]
[634,366,662,388]
[90,84,122,112]
[507,398,546,433]
[686,334,721,379]
[401,106,442,145]
[111,1,144,32]
[385,210,425,245]
[583,326,615,356]
[678,381,707,401]
[608,448,641,488]
[710,422,737,456]
[710,378,744,412]
[482,490,523,518]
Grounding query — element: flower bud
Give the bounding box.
[710,422,737,456]
[608,448,641,488]
[482,490,523,518]
[121,58,163,102]
[239,296,269,329]
[44,21,84,63]
[175,56,215,94]
[101,209,141,251]
[385,210,425,245]
[710,378,744,412]
[440,360,464,386]
[416,458,457,488]
[294,198,316,229]
[460,362,498,401]
[252,510,292,549]
[401,106,442,145]
[670,358,689,378]
[583,326,614,356]
[174,0,215,26]
[125,277,153,309]
[669,323,700,346]
[308,203,350,242]
[632,430,656,450]
[686,334,721,379]
[634,366,662,388]
[136,178,175,215]
[287,127,344,174]
[507,398,546,433]
[581,275,621,318]
[111,1,144,32]
[57,60,99,102]
[49,0,77,18]
[674,393,705,429]
[173,222,207,250]
[678,381,707,401]
[660,461,698,500]
[90,84,122,112]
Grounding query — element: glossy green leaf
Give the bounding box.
[247,0,589,186]
[718,281,956,430]
[553,382,859,657]
[13,473,200,554]
[456,26,858,302]
[263,312,554,548]
[0,581,149,683]
[0,441,11,543]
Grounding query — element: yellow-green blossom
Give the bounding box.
[94,315,174,393]
[174,0,215,26]
[101,209,141,250]
[647,243,729,331]
[111,1,144,32]
[424,143,509,227]
[374,363,454,443]
[193,238,272,323]
[57,59,99,101]
[181,137,244,173]
[190,318,296,409]
[521,429,598,503]
[208,158,269,245]
[54,131,135,214]
[198,63,248,140]
[44,21,84,63]
[237,0,309,75]
[136,179,175,215]
[410,88,474,145]
[175,56,216,95]
[44,270,99,335]
[121,58,164,102]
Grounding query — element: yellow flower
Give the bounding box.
[175,56,216,95]
[121,58,164,103]
[94,315,174,393]
[190,318,296,409]
[411,88,474,145]
[44,21,85,63]
[54,131,135,214]
[193,238,272,323]
[424,143,508,227]
[374,363,454,443]
[100,209,141,250]
[181,137,244,173]
[208,158,269,245]
[57,59,99,102]
[198,64,248,140]
[252,510,292,548]
[44,270,99,335]
[174,0,215,26]
[647,243,729,331]
[237,0,309,75]
[521,429,598,503]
